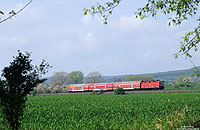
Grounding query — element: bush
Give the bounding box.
[32,90,38,97]
[61,87,68,93]
[173,83,186,88]
[35,83,49,94]
[90,91,96,95]
[90,90,105,95]
[98,89,104,95]
[44,88,51,93]
[52,85,62,93]
[114,87,125,95]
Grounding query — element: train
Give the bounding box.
[68,80,164,92]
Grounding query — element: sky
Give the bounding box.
[0,0,200,77]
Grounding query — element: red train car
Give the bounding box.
[113,81,141,90]
[68,80,164,92]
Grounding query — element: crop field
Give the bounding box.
[1,92,200,130]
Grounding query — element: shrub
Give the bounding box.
[52,85,62,93]
[114,87,125,95]
[61,87,68,93]
[173,83,186,88]
[90,90,96,95]
[35,83,49,93]
[98,89,104,95]
[44,88,51,93]
[32,90,38,97]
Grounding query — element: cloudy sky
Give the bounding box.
[0,0,200,77]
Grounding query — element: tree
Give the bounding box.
[34,83,49,94]
[0,0,33,24]
[49,72,68,87]
[175,75,193,88]
[52,85,62,93]
[0,50,50,130]
[84,71,104,83]
[176,75,187,83]
[84,0,200,58]
[183,76,193,87]
[123,75,155,81]
[67,71,84,84]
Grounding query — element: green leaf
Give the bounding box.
[0,11,4,15]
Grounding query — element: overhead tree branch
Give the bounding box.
[0,0,33,24]
[83,0,121,24]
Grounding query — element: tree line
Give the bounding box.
[33,71,104,94]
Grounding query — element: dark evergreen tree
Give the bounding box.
[0,50,51,130]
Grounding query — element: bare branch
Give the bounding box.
[0,0,33,24]
[189,59,200,74]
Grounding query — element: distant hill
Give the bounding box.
[103,67,199,83]
[45,67,199,85]
[146,67,198,82]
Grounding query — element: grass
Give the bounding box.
[1,92,200,129]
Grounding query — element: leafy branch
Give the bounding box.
[175,25,200,58]
[134,0,200,58]
[84,0,200,58]
[83,0,121,24]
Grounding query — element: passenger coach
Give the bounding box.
[68,80,164,92]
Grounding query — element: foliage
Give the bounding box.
[99,89,104,95]
[114,87,124,95]
[90,90,104,95]
[176,75,189,83]
[32,90,37,97]
[164,82,200,90]
[173,82,186,88]
[9,93,200,129]
[134,0,200,58]
[49,72,68,87]
[176,75,193,87]
[0,50,50,130]
[52,85,62,93]
[67,71,84,84]
[183,76,193,87]
[90,90,95,95]
[83,0,121,24]
[44,89,51,93]
[84,71,104,83]
[34,83,49,94]
[61,87,68,93]
[124,74,155,81]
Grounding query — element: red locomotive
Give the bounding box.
[68,80,164,92]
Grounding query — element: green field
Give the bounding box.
[1,92,200,130]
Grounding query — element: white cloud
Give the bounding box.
[81,15,102,25]
[83,32,92,43]
[81,15,93,24]
[83,32,96,52]
[109,15,153,31]
[0,35,27,46]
